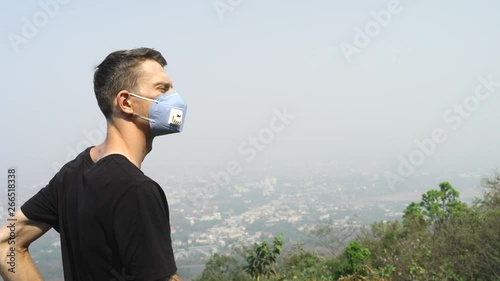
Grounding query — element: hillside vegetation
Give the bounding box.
[194,173,500,281]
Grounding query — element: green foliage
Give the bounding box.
[310,221,357,257]
[243,233,284,281]
[402,202,425,228]
[193,253,252,281]
[357,220,405,267]
[403,182,467,230]
[373,264,396,279]
[369,179,500,280]
[471,208,500,279]
[421,182,466,226]
[278,246,339,281]
[340,240,371,276]
[408,261,426,280]
[480,172,500,209]
[195,176,500,281]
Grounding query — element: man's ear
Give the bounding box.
[116,90,134,115]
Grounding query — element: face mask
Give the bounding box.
[129,90,187,136]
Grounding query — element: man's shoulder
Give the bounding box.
[123,178,164,197]
[92,156,161,192]
[51,147,164,196]
[114,178,167,215]
[48,147,93,184]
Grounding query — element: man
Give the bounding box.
[0,48,186,281]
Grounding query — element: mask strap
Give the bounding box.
[129,93,159,104]
[133,113,155,123]
[129,93,157,123]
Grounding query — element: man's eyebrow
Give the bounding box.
[153,82,172,89]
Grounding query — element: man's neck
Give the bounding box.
[90,122,151,169]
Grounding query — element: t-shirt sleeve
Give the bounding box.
[114,182,177,281]
[20,175,59,231]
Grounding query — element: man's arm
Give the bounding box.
[167,273,182,281]
[115,183,179,280]
[0,209,51,281]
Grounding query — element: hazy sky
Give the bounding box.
[2,0,500,188]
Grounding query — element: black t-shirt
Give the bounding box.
[21,147,177,281]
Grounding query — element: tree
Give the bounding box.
[195,177,500,281]
[194,253,251,281]
[481,172,500,209]
[421,182,466,226]
[278,245,339,281]
[403,182,466,230]
[310,221,358,257]
[243,233,283,281]
[402,202,426,229]
[474,208,500,279]
[341,240,371,276]
[367,183,470,280]
[357,220,405,271]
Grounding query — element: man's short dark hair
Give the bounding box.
[93,47,167,119]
